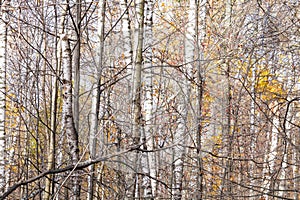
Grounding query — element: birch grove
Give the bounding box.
[0,1,7,195]
[0,0,299,199]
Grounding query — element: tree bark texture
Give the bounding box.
[61,34,80,199]
[128,0,145,198]
[141,0,155,198]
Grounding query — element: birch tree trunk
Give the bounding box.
[42,1,60,199]
[73,0,81,132]
[277,69,293,198]
[278,132,288,198]
[87,0,106,199]
[291,92,300,199]
[243,4,259,196]
[61,34,80,200]
[140,0,154,198]
[249,60,257,198]
[44,61,59,199]
[120,2,133,188]
[128,0,145,198]
[220,0,233,198]
[264,102,279,199]
[194,0,207,198]
[56,0,68,185]
[186,0,197,198]
[172,1,195,199]
[172,85,188,200]
[172,88,189,199]
[120,0,133,91]
[0,1,8,195]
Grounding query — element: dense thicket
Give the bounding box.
[0,0,299,199]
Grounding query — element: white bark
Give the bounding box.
[56,0,69,181]
[87,85,99,200]
[278,70,293,198]
[120,0,133,73]
[250,67,256,153]
[278,149,287,198]
[185,0,196,67]
[291,36,300,200]
[61,34,80,199]
[87,1,106,199]
[194,0,207,198]
[42,1,59,198]
[172,102,188,200]
[263,102,279,200]
[120,0,133,135]
[141,0,154,198]
[0,4,7,195]
[120,0,134,198]
[172,143,185,200]
[172,1,196,199]
[87,84,98,200]
[292,133,299,200]
[5,126,16,193]
[187,0,197,195]
[243,5,259,197]
[249,62,257,198]
[127,0,145,198]
[44,63,59,199]
[268,107,279,193]
[220,1,233,198]
[291,94,300,199]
